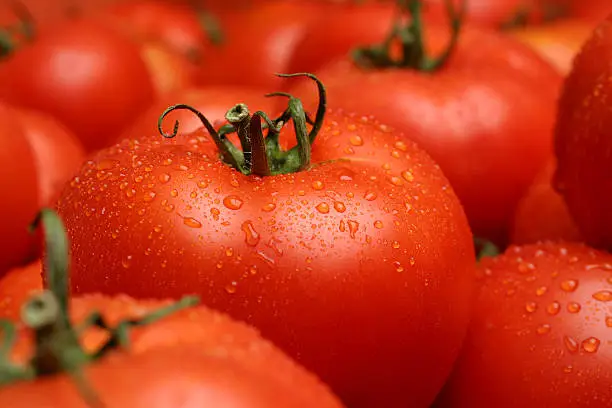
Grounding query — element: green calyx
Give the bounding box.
[0,209,199,405]
[0,2,35,59]
[352,0,464,72]
[158,72,327,177]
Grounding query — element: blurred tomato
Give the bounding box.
[139,41,195,96]
[0,260,42,321]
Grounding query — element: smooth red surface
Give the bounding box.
[55,107,475,408]
[435,243,612,407]
[0,260,42,321]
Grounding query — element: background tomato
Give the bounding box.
[0,18,155,152]
[54,97,475,408]
[0,260,42,321]
[434,242,612,407]
[511,159,581,244]
[554,14,612,249]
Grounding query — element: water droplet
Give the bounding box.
[394,141,408,151]
[349,135,363,146]
[134,175,144,183]
[312,180,324,190]
[535,286,548,296]
[401,170,415,182]
[162,158,173,166]
[262,203,276,212]
[122,255,132,269]
[347,220,359,239]
[546,301,561,315]
[536,324,551,335]
[241,221,260,246]
[225,248,234,257]
[334,201,346,213]
[170,189,179,197]
[249,265,258,275]
[605,316,612,328]
[567,302,581,313]
[389,176,403,186]
[593,290,612,302]
[392,241,400,249]
[564,336,579,353]
[364,191,377,201]
[210,208,220,221]
[560,279,579,292]
[394,261,404,273]
[316,202,330,214]
[581,337,601,353]
[563,365,574,373]
[96,159,118,170]
[158,173,171,183]
[339,220,346,232]
[518,262,535,274]
[409,256,416,266]
[143,191,156,202]
[190,191,198,199]
[183,217,202,228]
[525,302,537,313]
[125,188,136,198]
[223,195,244,210]
[374,220,384,229]
[585,263,612,271]
[266,237,284,256]
[225,282,237,294]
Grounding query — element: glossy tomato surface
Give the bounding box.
[435,242,612,407]
[0,18,155,152]
[554,15,612,249]
[1,295,343,408]
[290,25,561,244]
[55,106,475,408]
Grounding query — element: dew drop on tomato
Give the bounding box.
[241,221,260,246]
[592,290,612,302]
[183,217,202,229]
[223,195,244,210]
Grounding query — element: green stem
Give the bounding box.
[352,0,465,72]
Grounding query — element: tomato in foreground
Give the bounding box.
[554,14,612,250]
[0,260,42,321]
[0,17,155,152]
[290,0,561,244]
[0,210,343,408]
[511,159,581,244]
[54,75,475,408]
[435,242,612,407]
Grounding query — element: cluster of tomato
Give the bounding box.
[0,0,611,406]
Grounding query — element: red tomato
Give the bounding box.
[0,260,42,321]
[139,41,195,96]
[511,159,581,244]
[569,0,611,23]
[120,86,282,141]
[0,103,38,276]
[509,18,593,74]
[0,18,155,152]
[435,242,612,407]
[289,15,561,244]
[1,294,342,407]
[554,15,612,249]
[54,79,475,408]
[14,108,85,206]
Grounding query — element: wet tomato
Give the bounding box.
[435,242,612,407]
[511,159,581,245]
[0,18,155,152]
[554,14,612,249]
[54,75,475,408]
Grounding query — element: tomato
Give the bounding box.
[289,5,561,244]
[554,15,612,249]
[511,159,581,244]
[120,86,282,141]
[54,75,475,407]
[509,18,593,74]
[569,0,611,23]
[14,108,85,206]
[0,103,38,276]
[0,18,155,152]
[434,242,612,407]
[139,41,195,96]
[0,260,42,321]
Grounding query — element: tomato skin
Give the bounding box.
[554,15,612,249]
[569,0,611,23]
[511,159,581,244]
[1,295,343,408]
[54,109,475,408]
[139,41,195,97]
[0,103,39,277]
[0,18,155,152]
[120,86,282,141]
[0,260,42,321]
[435,242,612,407]
[290,25,561,244]
[509,19,593,74]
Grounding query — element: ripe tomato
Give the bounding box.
[54,76,475,408]
[569,0,611,23]
[0,18,155,152]
[511,160,581,244]
[509,18,593,74]
[14,108,85,206]
[120,86,282,141]
[0,260,42,321]
[139,41,195,96]
[434,242,612,407]
[554,15,612,249]
[0,103,38,276]
[289,6,561,244]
